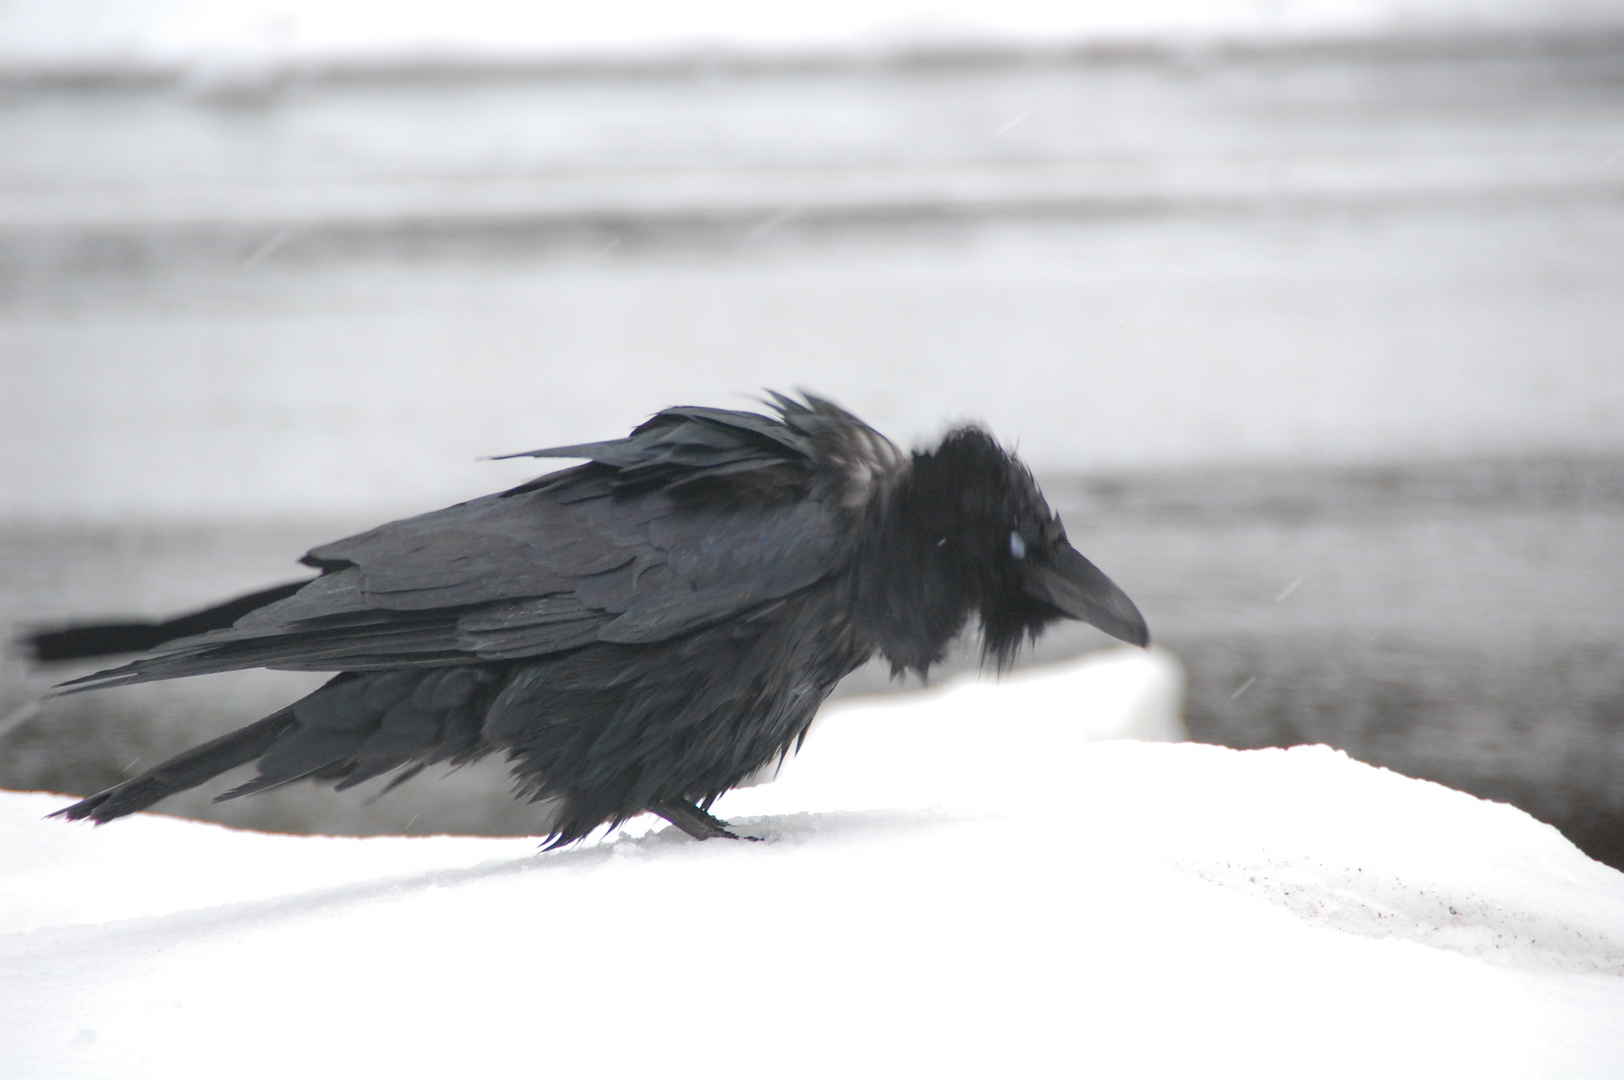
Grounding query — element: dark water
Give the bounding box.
[5,455,1622,864]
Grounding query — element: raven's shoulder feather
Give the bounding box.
[494,403,816,487]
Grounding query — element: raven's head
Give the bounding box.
[856,426,1148,676]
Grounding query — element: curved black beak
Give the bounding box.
[1023,543,1150,647]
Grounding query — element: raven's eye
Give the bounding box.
[1009,531,1027,559]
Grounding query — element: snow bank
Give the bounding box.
[4,646,1623,1078]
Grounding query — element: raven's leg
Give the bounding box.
[650,799,759,842]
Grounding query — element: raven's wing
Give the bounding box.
[63,403,869,692]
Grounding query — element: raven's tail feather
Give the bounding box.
[53,710,300,824]
[51,666,505,825]
[23,581,310,663]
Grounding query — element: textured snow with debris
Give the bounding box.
[3,646,1623,1078]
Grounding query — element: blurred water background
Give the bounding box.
[3,2,1623,860]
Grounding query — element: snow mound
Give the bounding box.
[4,645,1624,1078]
[733,648,1624,975]
[1156,744,1624,975]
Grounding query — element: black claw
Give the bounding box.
[651,799,760,842]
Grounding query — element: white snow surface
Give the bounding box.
[4,646,1624,1077]
[6,0,1621,74]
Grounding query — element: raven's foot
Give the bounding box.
[651,800,761,842]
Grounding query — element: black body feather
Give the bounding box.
[27,393,1148,845]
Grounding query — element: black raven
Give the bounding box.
[29,393,1148,845]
